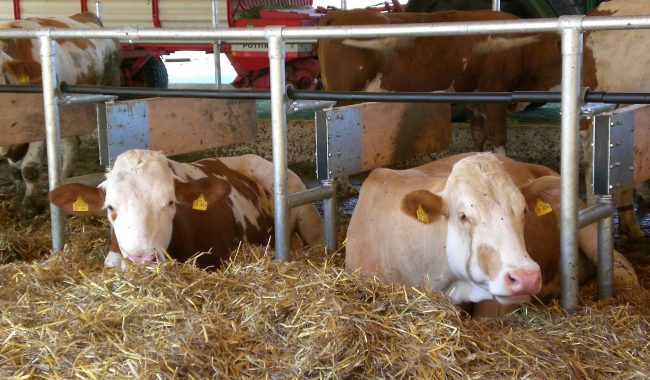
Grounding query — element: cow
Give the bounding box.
[580,0,650,240]
[345,152,638,310]
[317,6,648,241]
[48,150,324,270]
[318,8,565,155]
[0,13,121,219]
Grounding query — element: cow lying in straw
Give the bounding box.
[49,150,324,269]
[346,153,638,309]
[0,12,121,218]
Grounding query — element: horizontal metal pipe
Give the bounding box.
[0,85,42,93]
[292,89,650,105]
[60,83,271,99]
[0,15,649,42]
[53,85,650,105]
[58,94,117,105]
[287,100,337,114]
[287,186,336,208]
[578,202,615,228]
[580,102,617,117]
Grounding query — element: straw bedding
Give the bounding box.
[1,198,649,378]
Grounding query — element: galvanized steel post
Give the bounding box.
[39,34,65,252]
[558,16,584,312]
[211,0,222,89]
[596,195,615,299]
[95,2,103,22]
[321,179,338,253]
[267,29,291,261]
[492,0,501,11]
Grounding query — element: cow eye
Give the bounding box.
[107,205,114,211]
[459,212,469,223]
[167,200,175,207]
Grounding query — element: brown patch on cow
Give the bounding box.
[1,143,29,162]
[477,244,502,279]
[108,231,120,253]
[59,38,94,51]
[35,19,70,28]
[4,60,42,85]
[521,177,562,284]
[68,12,103,27]
[400,190,443,223]
[587,8,614,17]
[196,159,264,208]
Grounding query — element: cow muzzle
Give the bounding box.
[496,269,542,304]
[126,251,159,264]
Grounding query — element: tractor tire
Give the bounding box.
[142,57,169,88]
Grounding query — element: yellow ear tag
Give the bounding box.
[416,204,430,224]
[192,194,208,211]
[534,198,553,217]
[72,196,89,212]
[18,73,30,84]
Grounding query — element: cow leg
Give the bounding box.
[614,189,645,240]
[292,203,325,247]
[20,142,46,219]
[634,180,650,207]
[577,220,640,291]
[336,176,358,196]
[61,136,79,178]
[484,103,508,156]
[468,104,488,152]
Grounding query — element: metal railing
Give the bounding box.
[2,14,650,312]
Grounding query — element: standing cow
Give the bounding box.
[318,8,566,155]
[49,150,324,270]
[0,13,121,218]
[345,153,638,308]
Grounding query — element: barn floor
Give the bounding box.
[0,130,649,377]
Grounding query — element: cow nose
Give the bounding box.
[128,250,158,264]
[504,270,542,295]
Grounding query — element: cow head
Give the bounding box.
[49,150,231,268]
[400,154,541,304]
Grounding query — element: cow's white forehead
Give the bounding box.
[102,150,175,202]
[447,154,524,211]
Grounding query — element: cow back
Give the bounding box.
[0,13,121,87]
[166,158,275,268]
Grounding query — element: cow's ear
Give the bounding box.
[48,183,105,216]
[175,177,232,210]
[400,190,444,224]
[4,60,42,84]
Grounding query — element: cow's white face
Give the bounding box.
[443,155,541,304]
[101,150,177,265]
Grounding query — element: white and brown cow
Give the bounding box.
[345,153,638,307]
[0,13,121,218]
[318,9,564,155]
[580,0,650,239]
[318,6,648,240]
[49,150,324,270]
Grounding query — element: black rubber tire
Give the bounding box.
[142,56,169,88]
